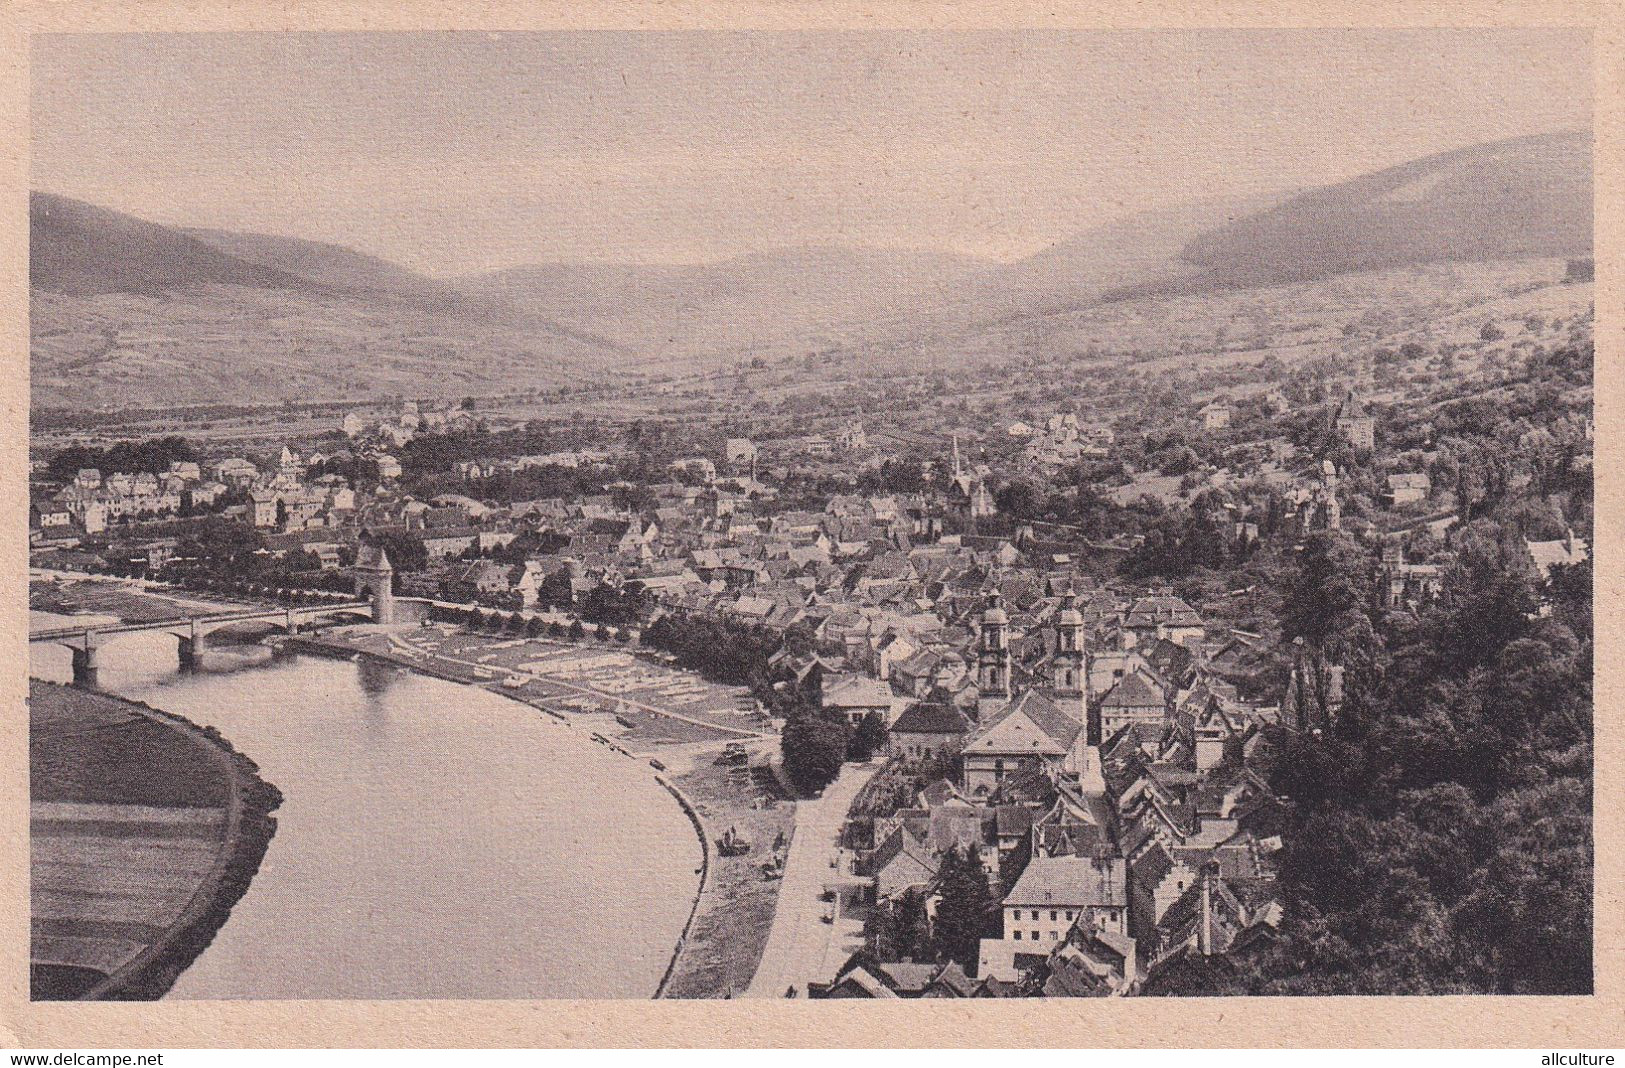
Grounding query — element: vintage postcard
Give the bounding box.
[3,0,1620,1050]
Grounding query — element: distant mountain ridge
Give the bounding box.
[29,129,1593,406]
[31,193,320,297]
[180,226,450,301]
[1176,130,1591,288]
[455,245,994,359]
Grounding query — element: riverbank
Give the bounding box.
[291,625,797,998]
[29,680,282,1001]
[658,746,797,998]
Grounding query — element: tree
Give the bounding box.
[847,711,888,762]
[866,888,931,962]
[1247,506,1594,996]
[781,715,850,795]
[1283,532,1374,644]
[43,436,198,484]
[568,619,586,641]
[1450,778,1592,993]
[994,479,1042,520]
[365,530,429,573]
[931,845,994,973]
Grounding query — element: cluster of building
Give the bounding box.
[810,583,1285,997]
[341,399,477,447]
[28,362,1591,1000]
[32,448,363,539]
[1007,413,1114,468]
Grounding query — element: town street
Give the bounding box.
[744,761,879,998]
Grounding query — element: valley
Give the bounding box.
[30,130,1592,414]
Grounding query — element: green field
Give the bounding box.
[29,682,232,999]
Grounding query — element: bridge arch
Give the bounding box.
[31,597,374,685]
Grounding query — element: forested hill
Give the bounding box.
[1179,131,1591,288]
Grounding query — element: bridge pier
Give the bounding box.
[70,644,100,688]
[177,634,205,672]
[34,602,371,678]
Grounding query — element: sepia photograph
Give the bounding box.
[17,18,1600,1028]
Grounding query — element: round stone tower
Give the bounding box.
[353,543,396,625]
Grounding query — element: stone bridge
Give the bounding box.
[30,600,375,686]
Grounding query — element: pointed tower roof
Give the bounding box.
[356,543,393,570]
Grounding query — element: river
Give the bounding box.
[30,629,703,1000]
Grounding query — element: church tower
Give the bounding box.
[977,590,1012,718]
[1051,588,1087,724]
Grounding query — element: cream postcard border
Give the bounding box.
[0,0,1618,1048]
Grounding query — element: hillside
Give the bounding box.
[836,193,1287,345]
[803,133,1590,374]
[821,257,1588,382]
[29,285,632,410]
[1178,130,1591,287]
[29,131,1593,408]
[983,192,1287,310]
[31,193,318,298]
[181,227,449,301]
[29,195,629,408]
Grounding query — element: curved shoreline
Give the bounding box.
[283,634,711,999]
[651,774,712,999]
[30,680,283,1001]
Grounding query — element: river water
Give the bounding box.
[30,630,702,1000]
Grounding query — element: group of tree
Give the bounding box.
[780,712,851,795]
[305,453,381,486]
[1120,497,1256,580]
[359,530,430,575]
[1158,527,1592,995]
[639,612,785,690]
[150,517,359,594]
[43,436,199,484]
[862,845,997,974]
[575,582,652,628]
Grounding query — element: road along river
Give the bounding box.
[30,630,703,999]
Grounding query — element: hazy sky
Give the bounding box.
[32,30,1591,274]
